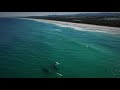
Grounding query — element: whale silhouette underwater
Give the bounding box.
[42,62,63,77]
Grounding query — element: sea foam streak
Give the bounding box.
[21,18,120,34]
[56,73,63,76]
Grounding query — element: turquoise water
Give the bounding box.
[0,18,120,78]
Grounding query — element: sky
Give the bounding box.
[0,12,82,17]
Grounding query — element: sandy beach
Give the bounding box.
[22,18,120,34]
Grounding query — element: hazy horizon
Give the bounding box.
[0,12,119,17]
[0,12,80,17]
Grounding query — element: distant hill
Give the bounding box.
[72,12,120,17]
[24,12,120,27]
[24,12,120,18]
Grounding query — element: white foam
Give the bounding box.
[53,23,111,34]
[54,29,62,32]
[41,20,120,34]
[21,18,120,34]
[56,73,63,76]
[55,62,60,65]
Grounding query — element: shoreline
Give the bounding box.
[21,18,120,34]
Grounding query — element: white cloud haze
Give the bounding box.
[0,12,81,17]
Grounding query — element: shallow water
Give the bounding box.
[0,18,120,78]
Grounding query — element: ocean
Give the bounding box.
[0,18,120,78]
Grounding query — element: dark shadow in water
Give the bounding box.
[42,67,52,74]
[42,62,60,75]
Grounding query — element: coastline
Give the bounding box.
[21,18,120,34]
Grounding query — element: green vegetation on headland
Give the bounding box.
[24,13,120,27]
